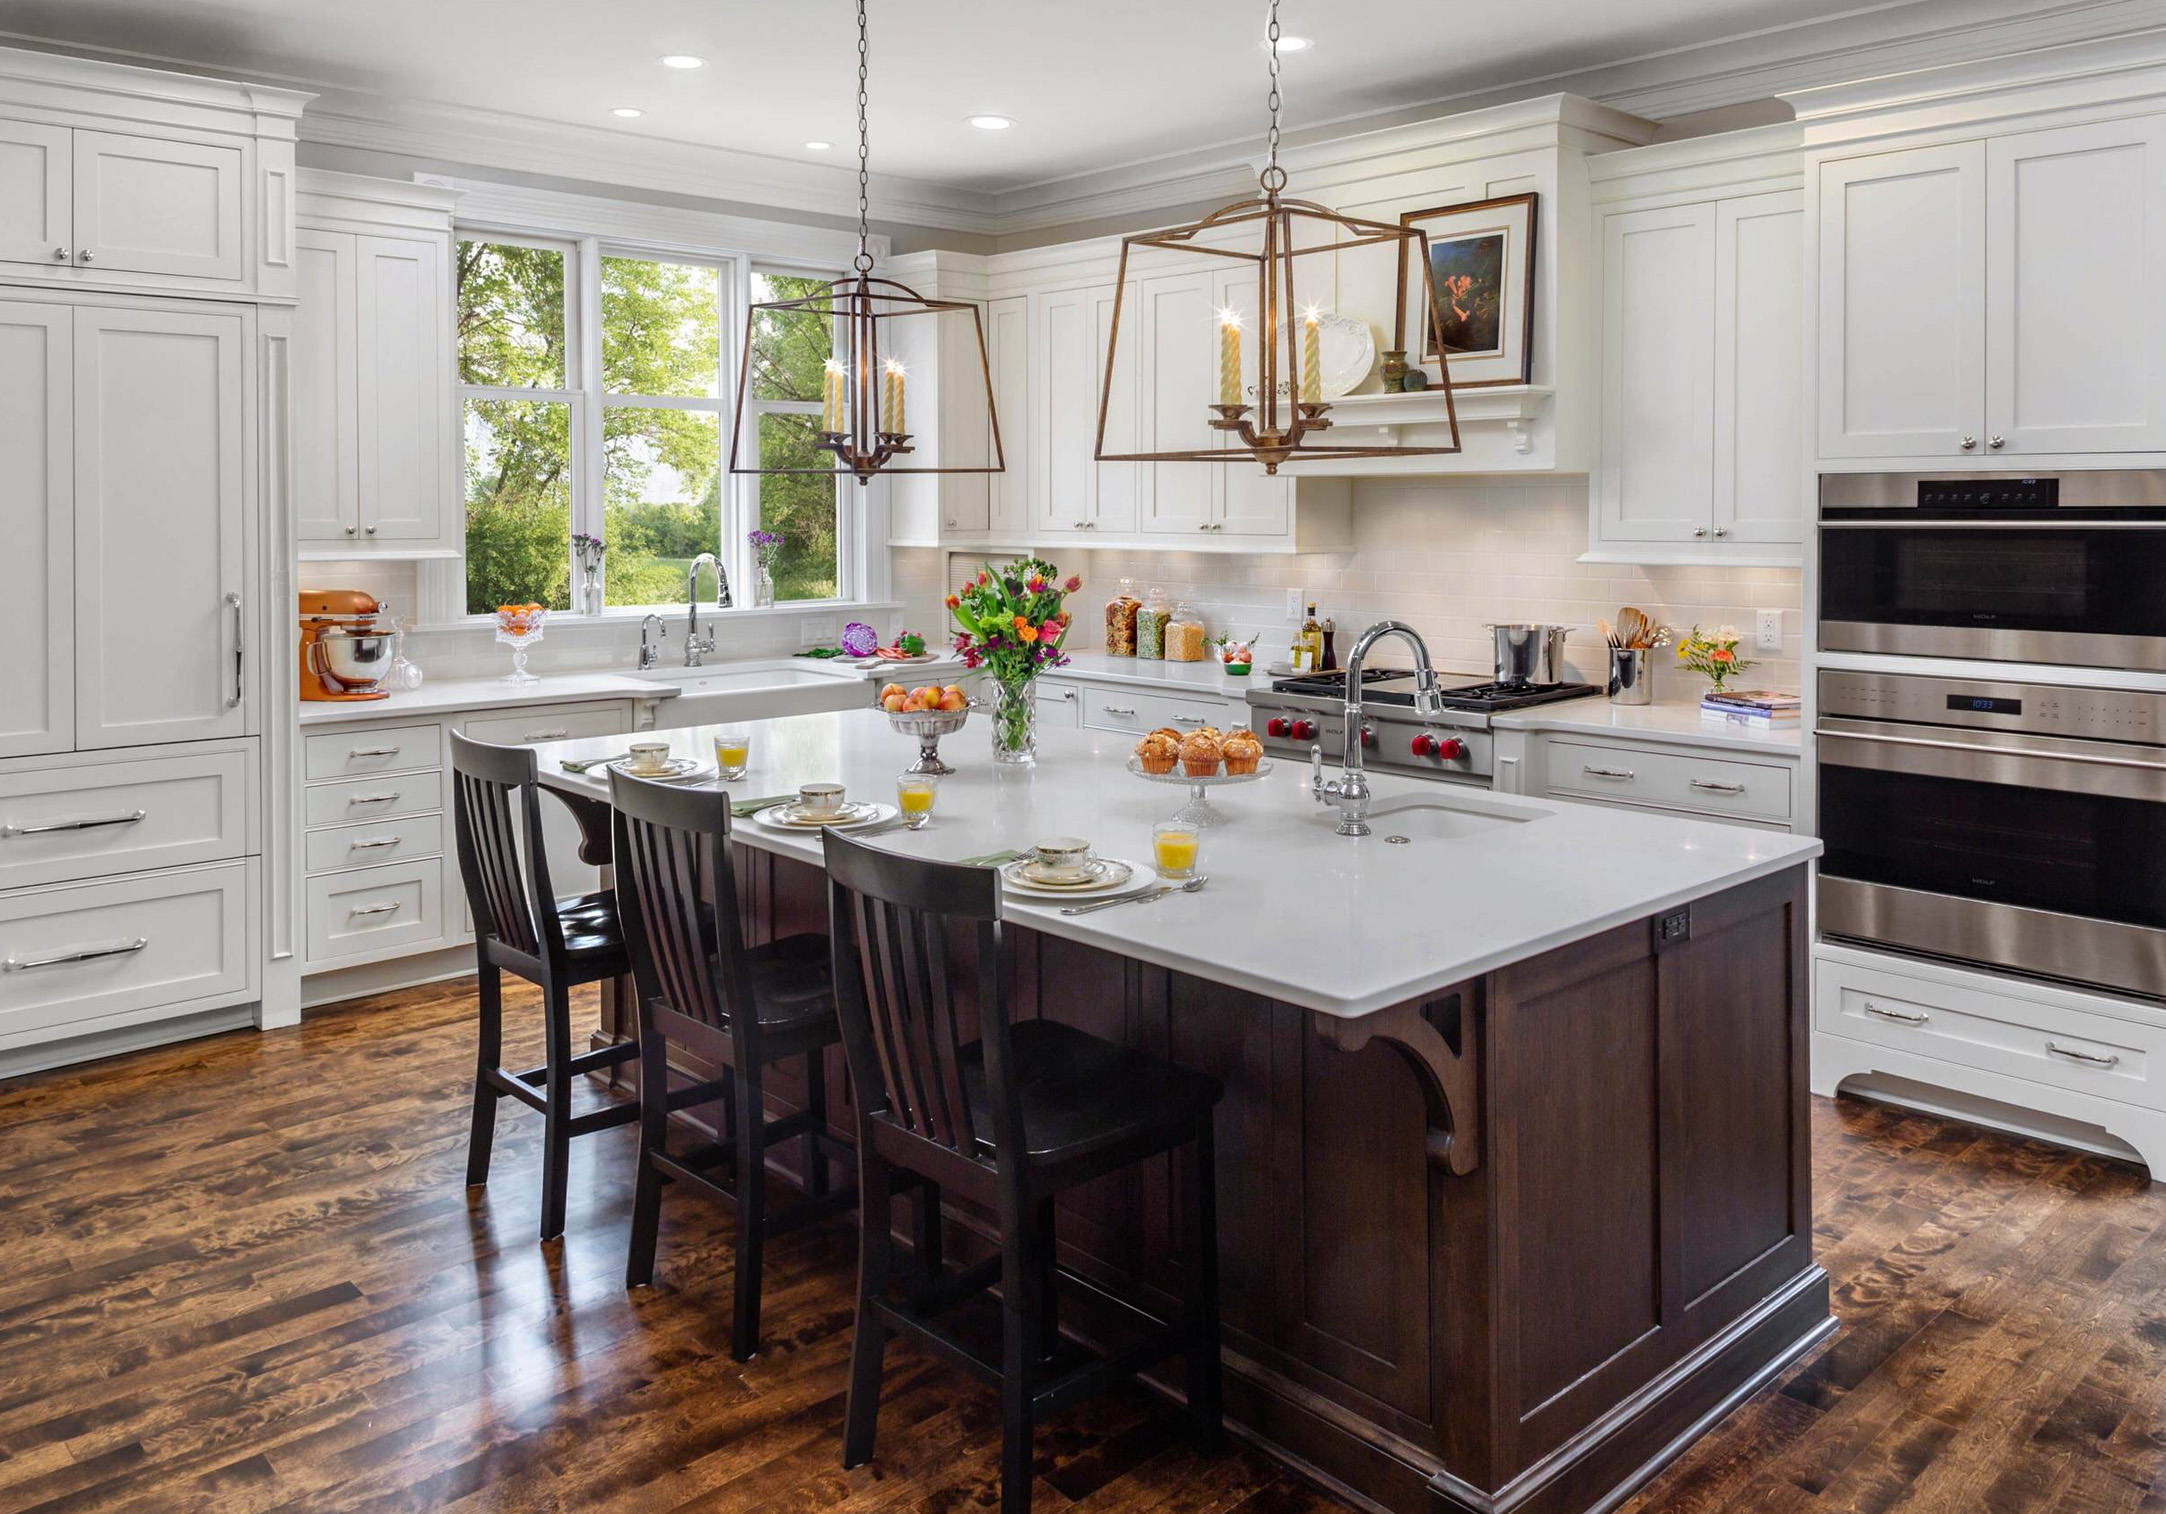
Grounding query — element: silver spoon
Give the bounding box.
[1060,874,1209,916]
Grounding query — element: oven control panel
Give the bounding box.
[1819,670,2163,746]
[1916,477,2057,509]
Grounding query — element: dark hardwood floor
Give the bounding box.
[0,978,2159,1514]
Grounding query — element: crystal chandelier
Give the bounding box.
[1095,0,1461,473]
[728,0,1004,486]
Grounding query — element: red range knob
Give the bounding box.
[1266,717,1289,738]
[1290,719,1317,742]
[1410,734,1437,757]
[1435,737,1466,760]
[1360,726,1377,749]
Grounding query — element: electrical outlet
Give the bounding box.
[1284,588,1302,620]
[1755,610,1784,654]
[800,616,839,647]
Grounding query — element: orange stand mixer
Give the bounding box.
[299,590,398,701]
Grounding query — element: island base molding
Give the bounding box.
[580,838,1820,1514]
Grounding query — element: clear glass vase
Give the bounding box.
[990,677,1037,767]
[754,566,776,609]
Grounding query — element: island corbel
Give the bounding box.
[1313,988,1481,1175]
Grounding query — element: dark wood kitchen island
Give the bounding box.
[539,713,1829,1514]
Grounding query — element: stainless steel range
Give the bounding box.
[1246,667,1601,787]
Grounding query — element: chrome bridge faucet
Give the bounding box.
[683,553,731,667]
[1310,620,1445,838]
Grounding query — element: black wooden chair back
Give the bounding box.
[608,769,759,1056]
[449,731,562,966]
[822,830,1021,1165]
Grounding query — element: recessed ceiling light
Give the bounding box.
[967,114,1014,131]
[611,107,644,118]
[805,140,833,151]
[1274,35,1313,52]
[659,54,707,69]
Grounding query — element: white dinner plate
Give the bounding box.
[608,757,713,784]
[751,800,898,833]
[1000,856,1157,900]
[1004,857,1132,892]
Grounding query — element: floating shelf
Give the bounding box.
[1322,385,1554,455]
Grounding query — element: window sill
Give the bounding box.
[410,599,900,635]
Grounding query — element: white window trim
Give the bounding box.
[421,178,892,628]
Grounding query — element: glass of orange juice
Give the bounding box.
[1151,820,1203,881]
[713,729,751,782]
[895,773,939,829]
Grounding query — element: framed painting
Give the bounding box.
[1394,191,1537,388]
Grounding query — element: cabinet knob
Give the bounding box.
[1712,526,1729,538]
[77,248,93,263]
[344,524,356,535]
[365,524,377,534]
[1988,434,2005,450]
[945,517,958,527]
[51,246,67,261]
[1960,435,1976,450]
[1691,526,1708,538]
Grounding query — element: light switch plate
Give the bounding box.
[1285,588,1303,619]
[1755,610,1784,654]
[800,616,839,646]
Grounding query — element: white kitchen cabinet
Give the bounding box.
[1816,141,1989,459]
[71,131,243,282]
[0,119,70,268]
[986,295,1030,536]
[1985,117,2166,455]
[1138,270,1217,534]
[0,300,72,758]
[1205,265,1296,539]
[293,172,460,555]
[1583,121,1804,565]
[1595,202,1716,546]
[1035,679,1082,728]
[72,303,250,750]
[1034,281,1138,538]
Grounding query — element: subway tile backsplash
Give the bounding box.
[896,478,1801,699]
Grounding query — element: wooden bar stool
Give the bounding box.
[449,732,639,1243]
[609,770,858,1361]
[822,831,1224,1514]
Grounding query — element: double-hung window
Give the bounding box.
[454,237,849,617]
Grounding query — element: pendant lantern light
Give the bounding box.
[728,0,1004,486]
[1095,0,1461,474]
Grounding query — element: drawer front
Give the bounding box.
[460,702,631,746]
[304,723,444,781]
[1817,967,2163,1109]
[1037,682,1083,728]
[306,860,445,965]
[0,862,251,1045]
[304,813,446,876]
[1080,686,1233,736]
[0,746,250,890]
[304,770,444,828]
[1545,739,1792,822]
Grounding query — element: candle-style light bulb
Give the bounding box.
[822,358,846,433]
[882,357,906,434]
[1217,308,1243,407]
[1300,305,1322,404]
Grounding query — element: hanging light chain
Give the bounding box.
[854,0,873,273]
[1260,0,1287,195]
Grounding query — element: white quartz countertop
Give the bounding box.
[1492,695,1803,755]
[1043,650,1260,699]
[534,709,1819,1020]
[298,673,678,727]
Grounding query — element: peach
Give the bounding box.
[938,689,966,712]
[879,682,905,701]
[880,692,907,712]
[943,684,965,700]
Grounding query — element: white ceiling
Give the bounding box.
[4,0,1908,194]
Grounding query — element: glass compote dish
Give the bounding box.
[493,604,547,686]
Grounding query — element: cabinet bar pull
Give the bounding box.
[2,809,146,838]
[1173,714,1205,725]
[2046,1040,2120,1068]
[1689,779,1746,794]
[227,592,244,708]
[523,728,568,741]
[348,901,403,918]
[349,836,403,850]
[348,746,402,758]
[348,791,401,805]
[1102,705,1137,717]
[4,937,148,971]
[1582,765,1635,780]
[1863,1000,1928,1025]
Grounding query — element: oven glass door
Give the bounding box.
[1818,741,2166,932]
[1820,521,2166,647]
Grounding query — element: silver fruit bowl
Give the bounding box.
[884,702,974,774]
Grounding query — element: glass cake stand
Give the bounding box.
[1126,756,1274,827]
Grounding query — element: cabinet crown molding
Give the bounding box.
[0,42,313,128]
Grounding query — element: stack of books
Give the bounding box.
[1701,688,1801,728]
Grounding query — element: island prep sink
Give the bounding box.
[634,658,870,727]
[1359,792,1537,842]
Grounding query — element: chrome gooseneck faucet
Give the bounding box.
[683,554,731,667]
[1310,620,1446,837]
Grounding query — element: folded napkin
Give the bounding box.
[559,751,631,774]
[957,849,1025,868]
[730,794,795,818]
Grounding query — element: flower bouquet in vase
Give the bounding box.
[748,528,783,608]
[1676,623,1753,694]
[949,559,1078,767]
